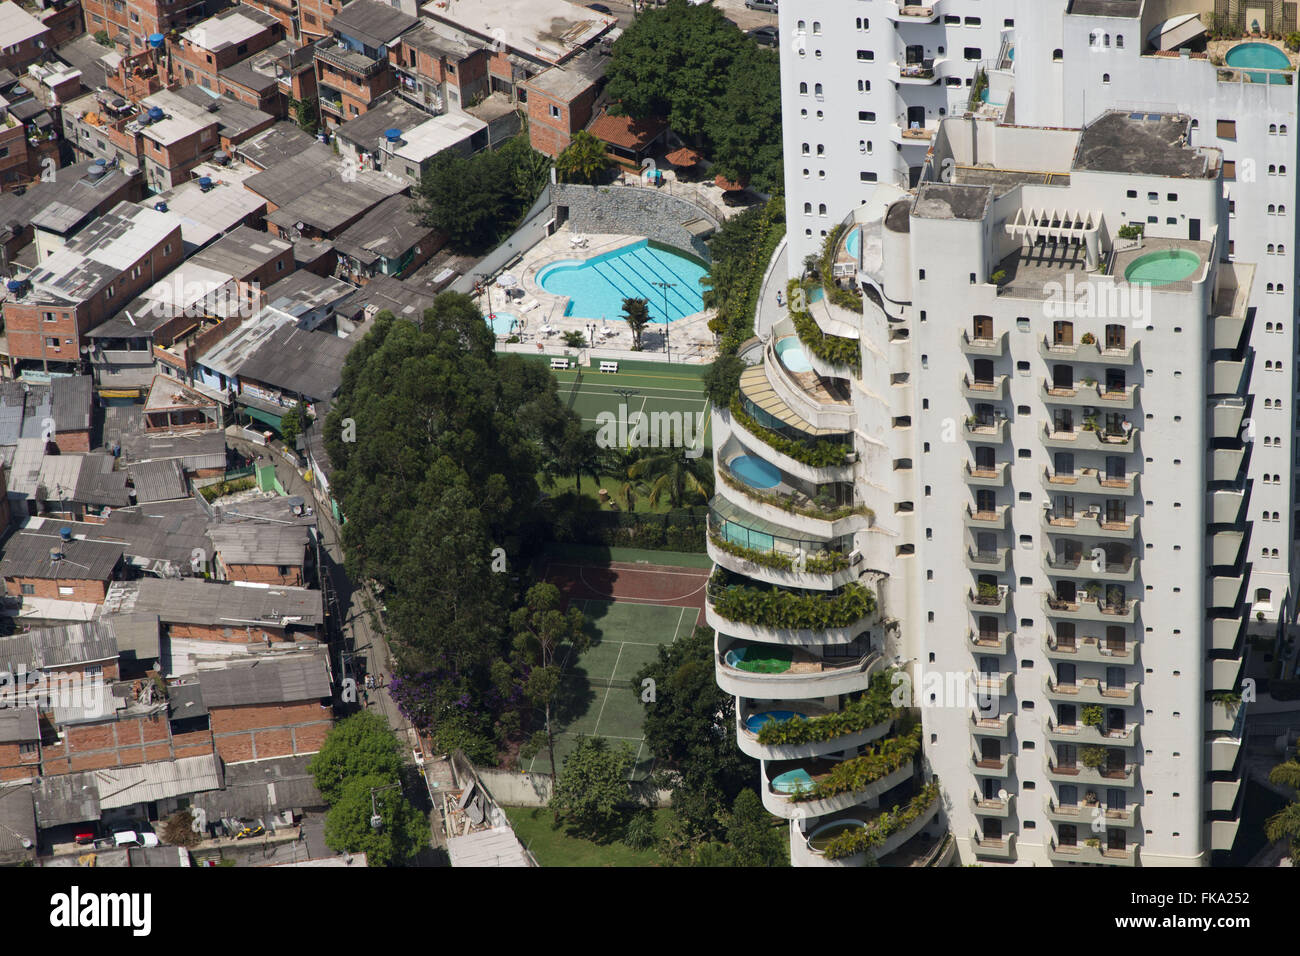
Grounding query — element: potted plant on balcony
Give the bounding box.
[976,581,1000,604]
[1082,705,1104,729]
[1081,746,1108,770]
[1084,582,1103,602]
[1105,585,1125,609]
[1085,837,1101,848]
[1080,332,1097,345]
[1082,414,1100,432]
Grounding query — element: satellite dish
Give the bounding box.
[997,788,1008,802]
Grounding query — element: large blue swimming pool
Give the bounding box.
[537,239,708,323]
[1226,42,1292,83]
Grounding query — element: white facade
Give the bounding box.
[716,0,1281,866]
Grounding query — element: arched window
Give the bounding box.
[1270,123,1278,134]
[1116,35,1124,48]
[799,82,808,95]
[814,82,823,96]
[818,203,827,216]
[1102,73,1110,83]
[803,202,812,214]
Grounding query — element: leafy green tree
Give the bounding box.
[308,712,405,805]
[412,135,550,254]
[549,736,636,837]
[503,583,589,784]
[279,401,309,447]
[603,0,782,191]
[627,447,713,508]
[634,626,751,844]
[622,297,652,350]
[324,296,575,756]
[556,130,610,185]
[725,788,787,866]
[322,772,428,866]
[703,354,744,408]
[290,96,318,136]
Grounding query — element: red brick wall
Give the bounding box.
[0,124,29,192]
[220,560,305,587]
[41,715,213,774]
[4,577,110,603]
[165,621,301,643]
[209,700,332,762]
[299,0,343,40]
[0,741,40,782]
[0,23,51,74]
[54,430,91,454]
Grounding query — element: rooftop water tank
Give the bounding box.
[87,163,106,178]
[154,201,168,212]
[198,176,213,190]
[93,158,106,166]
[384,128,402,143]
[6,279,23,294]
[213,150,230,165]
[149,33,165,48]
[59,527,72,542]
[147,106,164,123]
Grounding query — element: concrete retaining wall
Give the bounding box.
[476,766,673,809]
[552,183,718,262]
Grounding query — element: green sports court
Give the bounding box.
[536,357,714,450]
[523,594,703,781]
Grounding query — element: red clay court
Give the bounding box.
[543,558,708,627]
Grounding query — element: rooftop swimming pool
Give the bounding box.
[1124,249,1201,286]
[1226,42,1292,83]
[746,711,806,735]
[724,645,794,674]
[845,228,860,259]
[537,239,708,322]
[807,819,868,853]
[486,311,518,335]
[775,336,812,373]
[729,454,782,490]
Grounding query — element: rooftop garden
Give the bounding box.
[707,568,876,629]
[756,671,899,746]
[821,782,940,861]
[785,721,922,803]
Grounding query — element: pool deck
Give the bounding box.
[476,225,718,362]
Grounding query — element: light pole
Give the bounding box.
[651,281,676,361]
[369,783,401,831]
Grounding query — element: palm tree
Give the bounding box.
[555,131,610,185]
[622,297,651,350]
[628,448,714,508]
[1266,758,1300,862]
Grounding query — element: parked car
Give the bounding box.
[745,0,778,11]
[748,26,778,47]
[112,830,160,849]
[587,2,611,12]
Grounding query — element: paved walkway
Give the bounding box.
[755,237,789,340]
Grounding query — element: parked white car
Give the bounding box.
[112,830,160,849]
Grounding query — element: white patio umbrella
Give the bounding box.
[496,273,518,289]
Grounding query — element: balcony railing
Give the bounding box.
[1043,634,1137,666]
[1044,675,1138,707]
[1041,467,1137,496]
[964,461,1008,487]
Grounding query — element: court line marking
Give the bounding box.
[592,643,625,732]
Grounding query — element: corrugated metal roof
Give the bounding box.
[446,826,532,867]
[127,459,188,503]
[92,753,223,810]
[0,708,39,744]
[100,578,325,627]
[196,651,331,707]
[209,523,310,567]
[0,785,36,854]
[191,754,324,818]
[0,532,124,581]
[0,620,118,671]
[34,772,101,827]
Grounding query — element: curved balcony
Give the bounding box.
[970,829,1017,860]
[971,791,1014,819]
[1042,511,1138,540]
[962,374,1009,401]
[966,546,1011,573]
[764,338,856,434]
[1041,466,1137,497]
[969,628,1011,655]
[1041,593,1138,624]
[704,582,874,647]
[716,455,871,542]
[1042,551,1136,583]
[1045,716,1140,748]
[1044,675,1138,707]
[886,1,940,24]
[960,329,1006,358]
[964,504,1009,531]
[1039,335,1137,366]
[888,59,941,85]
[1041,379,1141,411]
[967,586,1009,615]
[966,417,1009,444]
[707,503,859,591]
[791,791,941,867]
[736,695,894,761]
[970,711,1013,738]
[723,406,853,486]
[718,634,880,700]
[1041,422,1138,455]
[761,756,913,820]
[1044,796,1138,829]
[1048,838,1138,866]
[970,752,1014,779]
[1043,634,1138,667]
[1045,757,1138,789]
[891,120,938,147]
[964,461,1008,487]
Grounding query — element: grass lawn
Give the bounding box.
[504,806,675,866]
[543,474,708,514]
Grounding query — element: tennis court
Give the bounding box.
[544,358,713,450]
[527,557,710,780]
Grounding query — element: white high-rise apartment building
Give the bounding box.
[709,0,1288,866]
